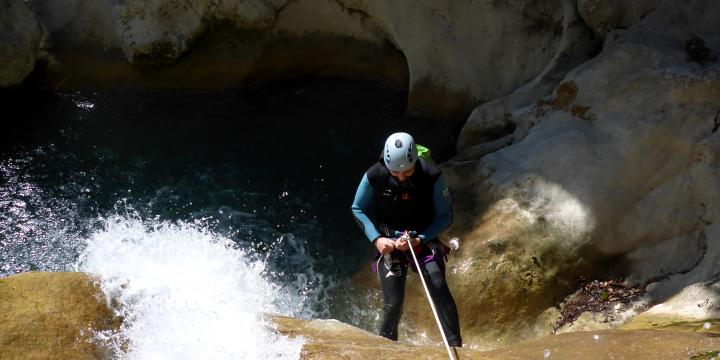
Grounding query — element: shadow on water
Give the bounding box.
[0,77,463,325]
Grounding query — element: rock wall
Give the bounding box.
[14,0,591,119]
[438,0,720,347]
[0,0,44,87]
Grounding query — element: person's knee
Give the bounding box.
[428,274,447,291]
[423,268,448,293]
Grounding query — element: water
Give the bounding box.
[78,215,305,359]
[0,78,460,357]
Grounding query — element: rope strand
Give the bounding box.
[404,234,457,360]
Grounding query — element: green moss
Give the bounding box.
[690,350,720,360]
[623,315,720,334]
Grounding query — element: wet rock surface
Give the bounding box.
[272,315,720,359]
[1,271,719,359]
[0,272,120,359]
[484,330,720,360]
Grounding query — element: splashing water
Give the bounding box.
[76,215,304,359]
[543,349,551,359]
[448,237,460,250]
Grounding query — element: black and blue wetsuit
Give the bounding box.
[351,158,462,346]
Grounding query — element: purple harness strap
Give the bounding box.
[371,240,449,273]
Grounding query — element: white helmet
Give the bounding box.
[383,132,418,172]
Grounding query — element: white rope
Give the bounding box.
[404,234,457,360]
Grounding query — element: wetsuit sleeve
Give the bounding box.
[351,173,381,242]
[418,174,453,244]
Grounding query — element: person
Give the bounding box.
[351,132,462,347]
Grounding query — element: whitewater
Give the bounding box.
[76,215,305,359]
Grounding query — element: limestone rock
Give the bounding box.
[0,0,43,86]
[271,315,720,359]
[554,312,616,334]
[636,282,720,324]
[482,329,720,360]
[457,0,599,150]
[114,0,211,66]
[22,0,593,119]
[623,311,720,333]
[0,272,121,359]
[2,271,719,359]
[25,0,116,48]
[444,0,720,346]
[271,315,477,359]
[577,0,663,38]
[361,0,573,118]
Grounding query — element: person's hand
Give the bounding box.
[374,237,396,254]
[394,236,421,251]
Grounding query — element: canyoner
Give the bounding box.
[351,132,462,355]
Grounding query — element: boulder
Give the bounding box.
[0,272,121,359]
[0,0,43,86]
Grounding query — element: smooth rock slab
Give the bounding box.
[0,272,120,360]
[272,315,720,359]
[1,271,718,360]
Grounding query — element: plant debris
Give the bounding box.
[553,277,645,332]
[690,350,720,360]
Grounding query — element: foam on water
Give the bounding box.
[76,215,304,359]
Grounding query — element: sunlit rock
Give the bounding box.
[457,0,599,151]
[272,315,720,359]
[0,272,120,359]
[0,0,44,86]
[3,271,720,359]
[482,329,720,359]
[444,0,720,346]
[628,282,720,329]
[271,315,479,359]
[554,312,616,334]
